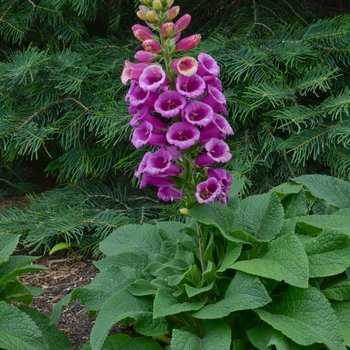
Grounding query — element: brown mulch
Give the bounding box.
[16,250,138,350]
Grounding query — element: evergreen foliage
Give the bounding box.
[1,0,350,252]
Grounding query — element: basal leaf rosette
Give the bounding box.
[121,0,234,207]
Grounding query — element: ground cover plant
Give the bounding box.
[51,1,350,349]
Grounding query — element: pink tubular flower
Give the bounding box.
[200,85,227,114]
[174,14,191,32]
[130,106,167,129]
[158,186,185,201]
[144,148,182,176]
[131,120,167,148]
[207,168,232,204]
[176,34,201,52]
[154,91,187,118]
[197,53,220,77]
[140,174,175,189]
[195,177,222,204]
[199,113,234,141]
[132,24,154,42]
[176,74,205,98]
[142,39,162,53]
[182,101,214,126]
[135,152,152,178]
[134,50,157,63]
[166,121,200,149]
[139,65,168,92]
[195,138,232,166]
[128,84,159,108]
[121,61,151,85]
[167,6,180,20]
[171,57,198,77]
[161,22,175,38]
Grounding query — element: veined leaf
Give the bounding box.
[0,234,19,264]
[331,301,350,347]
[323,279,350,301]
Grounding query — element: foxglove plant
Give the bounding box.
[121,0,233,208]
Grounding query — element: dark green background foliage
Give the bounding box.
[1,0,350,253]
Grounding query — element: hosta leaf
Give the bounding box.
[256,286,346,350]
[322,279,350,301]
[247,324,319,350]
[99,224,162,257]
[192,272,271,319]
[233,192,284,241]
[0,301,48,350]
[232,233,309,288]
[331,301,350,347]
[0,234,19,264]
[305,228,350,277]
[90,289,168,350]
[170,320,231,350]
[293,175,350,208]
[153,290,207,318]
[81,334,163,350]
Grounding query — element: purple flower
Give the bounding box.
[200,85,227,114]
[131,120,167,148]
[195,177,222,203]
[207,168,232,204]
[135,152,152,178]
[158,186,185,201]
[203,75,222,92]
[130,106,167,129]
[140,174,175,189]
[176,34,201,52]
[144,148,182,176]
[176,74,205,98]
[197,53,220,77]
[121,61,151,85]
[134,50,157,63]
[166,121,200,149]
[154,91,187,118]
[128,83,159,108]
[182,100,214,127]
[171,56,198,77]
[195,138,232,166]
[200,113,234,141]
[139,65,169,92]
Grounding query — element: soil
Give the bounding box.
[16,249,138,350]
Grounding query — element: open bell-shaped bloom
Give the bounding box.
[176,74,205,98]
[139,65,169,92]
[197,53,220,77]
[131,120,167,148]
[158,186,185,201]
[203,75,222,92]
[121,61,151,85]
[135,152,152,178]
[176,34,201,52]
[199,113,234,141]
[182,100,214,126]
[195,177,222,204]
[140,174,175,189]
[171,56,198,77]
[195,138,232,166]
[166,121,200,149]
[144,148,182,176]
[130,106,167,129]
[128,83,159,108]
[154,91,187,118]
[207,168,232,204]
[200,85,227,114]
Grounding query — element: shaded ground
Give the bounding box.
[17,250,137,350]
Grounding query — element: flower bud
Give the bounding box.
[165,0,174,8]
[140,0,152,5]
[176,34,201,52]
[179,208,189,215]
[132,24,154,42]
[142,39,162,53]
[137,6,149,21]
[152,0,162,11]
[134,50,158,62]
[175,14,191,32]
[147,10,158,23]
[161,22,175,38]
[167,6,180,20]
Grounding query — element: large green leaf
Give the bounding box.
[331,301,350,347]
[304,228,350,277]
[232,233,309,288]
[19,306,73,350]
[170,320,231,350]
[293,175,350,208]
[81,334,163,350]
[192,271,271,319]
[99,224,162,257]
[90,289,168,350]
[233,192,284,241]
[0,234,19,264]
[322,279,350,301]
[247,324,319,350]
[0,301,48,350]
[93,252,148,272]
[256,286,346,350]
[153,290,207,318]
